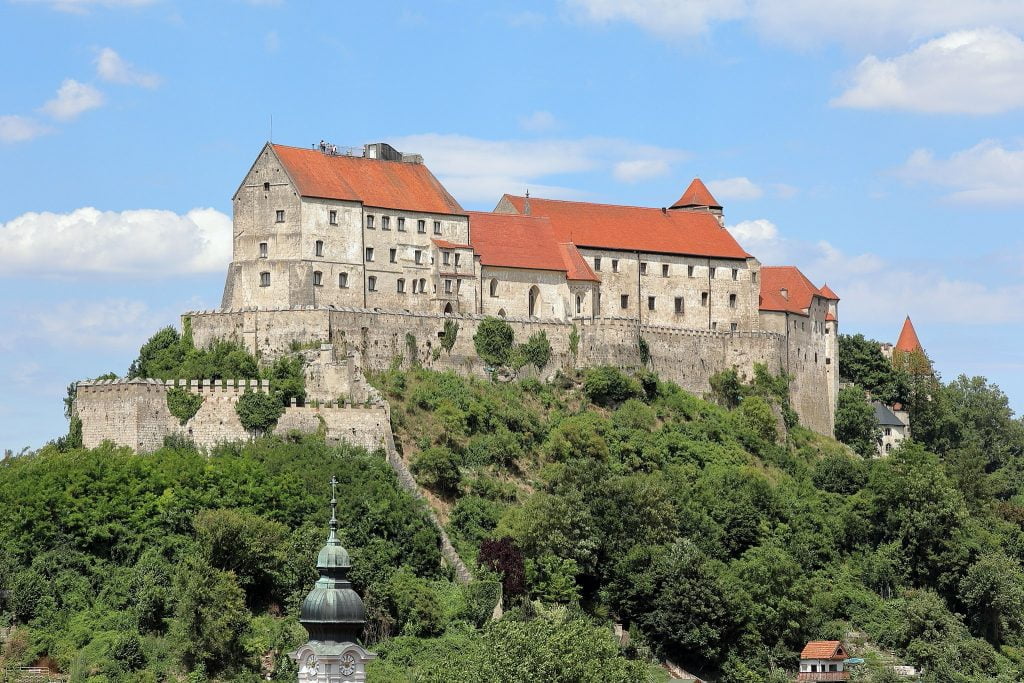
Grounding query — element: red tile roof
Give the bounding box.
[467,212,599,282]
[498,195,749,260]
[819,283,840,300]
[671,178,721,209]
[895,316,923,353]
[825,312,837,322]
[759,266,826,316]
[270,144,464,215]
[800,641,846,660]
[432,238,471,250]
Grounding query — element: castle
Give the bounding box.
[76,140,841,449]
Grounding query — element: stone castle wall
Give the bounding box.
[75,377,389,453]
[184,305,835,435]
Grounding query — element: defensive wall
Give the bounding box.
[75,377,389,453]
[184,305,834,435]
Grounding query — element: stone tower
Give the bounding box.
[290,476,376,682]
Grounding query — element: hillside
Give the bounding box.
[3,334,1024,681]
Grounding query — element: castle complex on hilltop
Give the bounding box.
[76,140,842,449]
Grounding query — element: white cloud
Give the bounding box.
[264,30,280,52]
[0,115,52,143]
[614,159,671,183]
[21,299,169,350]
[566,0,1024,50]
[730,218,778,244]
[0,206,231,275]
[895,140,1024,204]
[519,110,558,132]
[95,48,161,88]
[389,133,688,202]
[40,79,104,121]
[14,0,155,13]
[707,176,763,200]
[832,29,1024,114]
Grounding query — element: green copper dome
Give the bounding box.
[298,476,367,644]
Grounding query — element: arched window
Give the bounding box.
[420,278,427,293]
[528,286,540,317]
[575,295,582,315]
[444,302,453,315]
[489,279,498,297]
[497,308,506,318]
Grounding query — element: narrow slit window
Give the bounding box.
[315,240,324,257]
[662,264,669,277]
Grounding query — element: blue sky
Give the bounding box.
[3,0,1024,449]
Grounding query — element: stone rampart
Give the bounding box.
[185,305,833,434]
[75,377,390,453]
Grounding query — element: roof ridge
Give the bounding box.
[506,194,680,212]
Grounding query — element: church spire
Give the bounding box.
[895,316,923,353]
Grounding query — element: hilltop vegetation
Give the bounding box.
[3,325,1024,682]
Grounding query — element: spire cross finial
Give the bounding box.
[329,475,339,536]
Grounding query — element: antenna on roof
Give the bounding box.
[524,189,531,216]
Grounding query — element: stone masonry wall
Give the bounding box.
[185,305,834,434]
[75,377,390,453]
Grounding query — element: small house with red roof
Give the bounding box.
[797,640,850,681]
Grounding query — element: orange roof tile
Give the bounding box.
[499,195,749,260]
[819,283,840,300]
[271,144,464,215]
[671,177,721,209]
[800,641,846,660]
[825,312,837,322]
[759,266,826,316]
[468,212,599,282]
[432,238,471,250]
[895,316,923,353]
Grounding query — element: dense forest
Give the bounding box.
[1,324,1023,681]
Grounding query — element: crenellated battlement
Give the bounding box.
[76,377,271,396]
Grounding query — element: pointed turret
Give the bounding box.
[895,316,923,353]
[819,283,840,300]
[670,178,722,211]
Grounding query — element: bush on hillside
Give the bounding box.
[583,366,643,406]
[166,387,203,425]
[235,390,284,432]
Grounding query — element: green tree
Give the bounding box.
[473,317,514,367]
[835,386,880,457]
[166,387,203,425]
[235,390,284,432]
[960,552,1024,645]
[838,333,908,404]
[519,331,552,370]
[583,366,643,406]
[411,446,462,495]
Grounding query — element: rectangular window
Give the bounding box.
[329,210,337,225]
[315,240,324,257]
[732,268,738,280]
[365,247,374,262]
[412,279,419,294]
[389,248,397,263]
[712,266,718,278]
[729,293,737,308]
[366,215,375,229]
[662,264,669,277]
[417,219,426,234]
[313,271,322,286]
[730,322,738,332]
[675,297,684,314]
[260,272,270,287]
[711,321,718,330]
[398,217,406,231]
[443,251,451,266]
[594,257,602,271]
[620,294,629,309]
[444,279,453,294]
[433,221,442,235]
[454,253,461,266]
[397,278,405,293]
[259,242,268,258]
[612,259,619,272]
[647,296,655,310]
[275,210,284,223]
[640,262,648,275]
[339,272,348,288]
[382,216,390,231]
[752,271,759,283]
[688,265,695,277]
[701,292,709,306]
[367,276,377,291]
[414,250,422,265]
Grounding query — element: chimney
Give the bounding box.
[524,189,531,216]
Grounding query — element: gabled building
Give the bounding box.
[797,640,850,681]
[874,401,909,455]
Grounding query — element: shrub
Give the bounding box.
[583,366,643,406]
[478,538,526,599]
[519,331,551,370]
[235,390,284,432]
[411,446,462,494]
[813,452,868,494]
[474,317,514,367]
[166,387,203,425]
[441,320,459,354]
[261,354,306,407]
[450,496,506,545]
